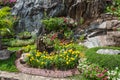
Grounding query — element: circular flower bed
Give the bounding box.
[16,43,86,77]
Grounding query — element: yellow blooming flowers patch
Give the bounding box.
[26,43,86,70]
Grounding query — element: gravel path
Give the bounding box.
[0,71,71,80]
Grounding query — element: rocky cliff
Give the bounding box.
[12,0,106,34]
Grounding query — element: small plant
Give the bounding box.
[64,30,73,39]
[79,34,85,42]
[42,17,64,31]
[17,31,32,39]
[79,17,84,25]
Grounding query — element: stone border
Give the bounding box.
[15,59,80,78]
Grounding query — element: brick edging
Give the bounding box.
[15,59,80,78]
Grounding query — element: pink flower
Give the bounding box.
[102,70,108,73]
[97,73,104,78]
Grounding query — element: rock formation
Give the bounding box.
[12,0,106,34]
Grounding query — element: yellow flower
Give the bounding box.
[68,49,73,53]
[72,51,75,54]
[31,57,34,60]
[36,59,39,62]
[36,52,41,57]
[75,51,80,54]
[66,62,69,64]
[26,53,31,57]
[71,58,75,61]
[41,62,44,65]
[64,51,67,54]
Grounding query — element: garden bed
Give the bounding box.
[15,59,79,78]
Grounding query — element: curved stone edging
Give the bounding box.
[15,59,80,78]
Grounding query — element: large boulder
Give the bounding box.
[83,20,120,48]
[96,49,120,55]
[0,50,13,60]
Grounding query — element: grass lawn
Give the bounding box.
[0,53,18,72]
[85,47,120,70]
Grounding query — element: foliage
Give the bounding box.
[25,43,85,70]
[42,17,64,31]
[64,30,73,39]
[106,0,120,18]
[107,67,120,80]
[0,7,15,37]
[22,45,36,53]
[42,17,77,31]
[0,54,18,72]
[79,17,84,25]
[77,58,108,80]
[17,31,32,39]
[85,47,120,70]
[78,58,120,80]
[3,39,35,47]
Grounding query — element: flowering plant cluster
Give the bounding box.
[25,43,85,70]
[77,58,108,80]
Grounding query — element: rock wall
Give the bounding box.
[12,0,106,34]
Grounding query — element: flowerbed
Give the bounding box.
[25,43,86,70]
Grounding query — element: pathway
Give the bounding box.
[0,71,72,80]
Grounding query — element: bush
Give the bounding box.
[85,47,120,70]
[0,7,15,37]
[42,17,77,31]
[3,39,35,47]
[17,31,32,40]
[42,17,64,31]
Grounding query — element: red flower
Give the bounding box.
[51,33,57,41]
[102,70,108,73]
[97,73,104,78]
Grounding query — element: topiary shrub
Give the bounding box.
[85,47,120,70]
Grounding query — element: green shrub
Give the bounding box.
[85,47,120,70]
[17,31,32,40]
[42,17,64,31]
[0,7,15,37]
[3,39,35,47]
